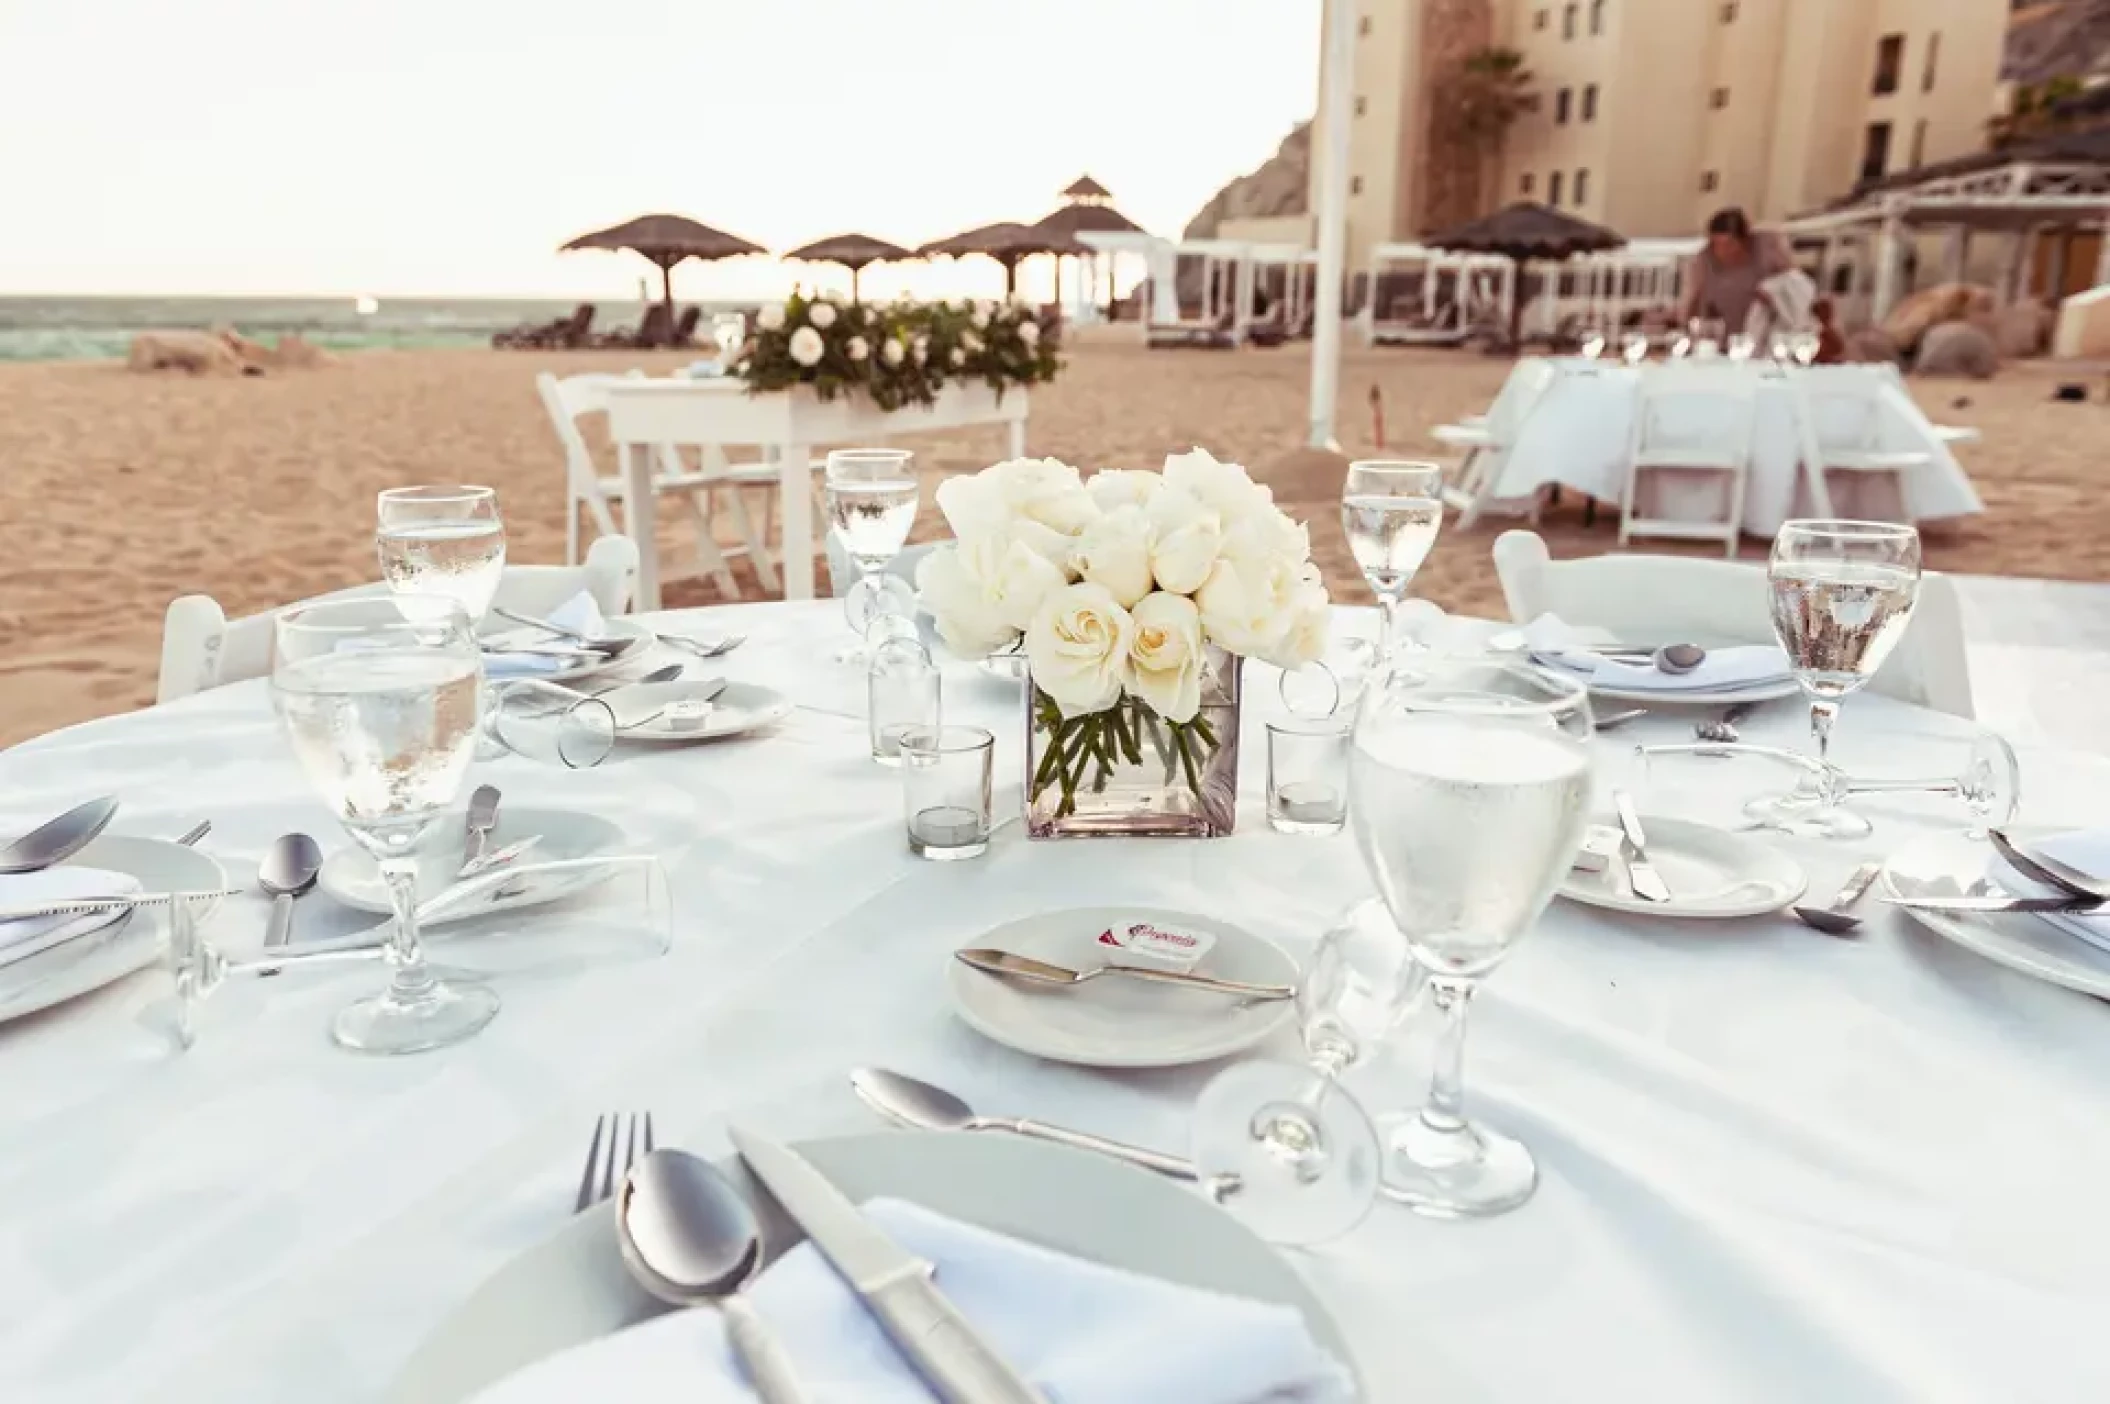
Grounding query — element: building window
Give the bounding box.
[1710,86,1729,109]
[1861,121,1893,182]
[1582,84,1598,120]
[1910,117,1928,168]
[1720,1,1736,21]
[1535,8,1549,30]
[1872,34,1903,95]
[1556,87,1572,123]
[1923,32,1941,92]
[1549,171,1565,206]
[1590,0,1606,35]
[1574,168,1590,204]
[1354,95,1367,117]
[1700,170,1720,192]
[1350,175,1363,196]
[1521,171,1536,195]
[1563,3,1577,38]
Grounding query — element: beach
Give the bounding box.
[0,336,2097,749]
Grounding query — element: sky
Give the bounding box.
[0,0,1320,303]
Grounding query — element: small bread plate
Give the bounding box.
[604,680,792,743]
[1559,814,1806,919]
[318,807,623,918]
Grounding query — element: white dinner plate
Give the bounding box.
[1881,827,2110,999]
[483,618,655,685]
[946,908,1298,1068]
[1559,815,1806,919]
[319,807,624,917]
[386,1130,1359,1404]
[0,835,227,1023]
[604,681,793,743]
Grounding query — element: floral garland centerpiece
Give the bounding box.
[916,449,1330,838]
[737,293,1059,412]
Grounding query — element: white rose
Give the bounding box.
[846,335,869,362]
[912,336,929,365]
[1025,582,1135,717]
[993,456,1097,535]
[1261,582,1331,671]
[1068,506,1155,609]
[970,303,991,330]
[1086,468,1161,514]
[915,531,1067,656]
[1219,503,1311,577]
[1126,591,1206,723]
[949,347,965,367]
[932,470,1077,569]
[1018,320,1041,347]
[1163,447,1272,526]
[756,302,786,332]
[961,331,983,354]
[787,326,825,367]
[1144,487,1224,595]
[882,338,906,366]
[1195,553,1301,658]
[808,300,838,329]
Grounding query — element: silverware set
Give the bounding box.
[493,605,745,662]
[954,947,1296,1002]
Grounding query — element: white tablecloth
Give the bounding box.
[1488,364,1984,535]
[3,602,2108,1404]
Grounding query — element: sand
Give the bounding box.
[2,335,2102,749]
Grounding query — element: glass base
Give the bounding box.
[1743,790,1872,840]
[332,975,499,1055]
[1378,1111,1537,1219]
[911,839,988,861]
[1192,1060,1380,1246]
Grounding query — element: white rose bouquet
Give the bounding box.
[916,448,1328,825]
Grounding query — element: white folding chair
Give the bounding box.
[1492,529,1973,717]
[537,372,780,598]
[1620,364,1757,557]
[155,536,639,704]
[1788,366,1932,524]
[1431,356,1560,528]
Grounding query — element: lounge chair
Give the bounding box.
[670,306,702,346]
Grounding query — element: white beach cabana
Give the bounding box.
[1082,231,1313,346]
[1522,238,1697,338]
[1359,243,1517,346]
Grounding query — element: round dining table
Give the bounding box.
[3,600,2108,1404]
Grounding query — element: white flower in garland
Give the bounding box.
[788,326,826,367]
[756,302,786,332]
[950,347,966,367]
[808,301,839,330]
[913,336,930,365]
[961,331,983,355]
[882,338,906,367]
[970,303,991,330]
[846,335,870,362]
[1018,320,1041,347]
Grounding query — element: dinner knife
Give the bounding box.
[1612,791,1674,904]
[727,1125,1048,1404]
[1881,894,2107,914]
[0,888,242,921]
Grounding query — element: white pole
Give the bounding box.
[1308,0,1357,450]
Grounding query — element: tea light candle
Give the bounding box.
[910,805,984,850]
[1272,780,1344,825]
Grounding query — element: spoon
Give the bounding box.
[953,947,1295,1001]
[616,1149,808,1403]
[849,1067,1198,1180]
[1988,828,2110,902]
[1652,643,1707,675]
[1791,860,1884,936]
[258,833,324,949]
[0,796,120,874]
[1696,701,1757,745]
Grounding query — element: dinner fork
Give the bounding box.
[575,1111,656,1213]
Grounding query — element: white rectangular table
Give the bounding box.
[601,379,1030,608]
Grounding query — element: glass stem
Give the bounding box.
[1420,976,1477,1135]
[381,859,436,1003]
[1377,594,1401,663]
[1809,698,1845,805]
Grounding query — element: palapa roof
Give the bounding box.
[1034,201,1147,240]
[1422,202,1625,261]
[1062,174,1113,200]
[917,221,1087,260]
[784,232,914,270]
[559,214,766,266]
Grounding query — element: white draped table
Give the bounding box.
[3,602,2108,1404]
[1487,363,1984,535]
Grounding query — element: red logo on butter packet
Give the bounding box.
[1095,919,1215,968]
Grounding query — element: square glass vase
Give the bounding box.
[1024,648,1241,839]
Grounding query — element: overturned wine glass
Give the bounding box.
[1637,731,2019,838]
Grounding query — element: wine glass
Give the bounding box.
[1726,333,1756,362]
[827,448,920,662]
[1744,520,1922,839]
[1351,655,1594,1217]
[1341,461,1444,669]
[270,596,497,1053]
[1191,899,1421,1245]
[1792,330,1821,366]
[376,485,506,625]
[712,312,747,374]
[1577,326,1607,361]
[1620,332,1650,366]
[1694,317,1726,357]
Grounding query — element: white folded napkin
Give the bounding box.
[482,593,608,680]
[1524,614,1791,694]
[470,1198,1355,1404]
[0,867,142,970]
[1987,828,2110,955]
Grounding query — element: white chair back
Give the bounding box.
[156,536,640,704]
[1492,529,1973,717]
[825,539,940,598]
[538,371,645,562]
[1620,364,1759,554]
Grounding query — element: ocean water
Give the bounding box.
[0,296,735,362]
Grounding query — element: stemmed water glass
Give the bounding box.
[270,596,497,1053]
[826,448,920,662]
[1351,655,1594,1217]
[1744,520,1923,839]
[1577,326,1607,361]
[1638,731,2019,838]
[376,485,507,624]
[1620,332,1651,366]
[712,312,747,374]
[1341,461,1443,668]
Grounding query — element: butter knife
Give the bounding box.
[1612,791,1674,904]
[728,1126,1047,1404]
[0,888,242,921]
[1882,894,2107,914]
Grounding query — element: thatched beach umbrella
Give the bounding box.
[1422,201,1625,348]
[918,221,1085,296]
[784,232,913,301]
[560,213,766,319]
[1034,177,1146,312]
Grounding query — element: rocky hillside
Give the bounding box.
[1183,122,1310,240]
